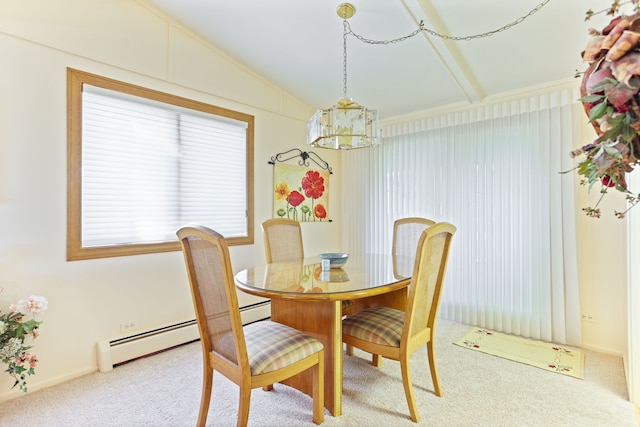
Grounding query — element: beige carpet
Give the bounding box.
[454,327,585,379]
[0,320,635,426]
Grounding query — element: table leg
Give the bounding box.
[270,299,343,417]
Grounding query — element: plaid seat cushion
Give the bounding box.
[342,306,404,347]
[244,321,323,375]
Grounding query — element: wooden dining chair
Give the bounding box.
[262,218,304,263]
[345,216,436,357]
[342,222,456,422]
[177,224,325,427]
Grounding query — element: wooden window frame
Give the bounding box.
[67,68,254,261]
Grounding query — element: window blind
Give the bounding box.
[81,85,248,248]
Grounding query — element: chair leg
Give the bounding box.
[237,384,251,427]
[372,354,382,367]
[342,303,354,356]
[312,353,325,424]
[427,340,442,397]
[197,367,213,427]
[400,355,419,423]
[262,384,273,391]
[346,344,353,356]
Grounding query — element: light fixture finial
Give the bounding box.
[336,3,355,19]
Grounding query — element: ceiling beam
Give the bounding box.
[401,0,484,103]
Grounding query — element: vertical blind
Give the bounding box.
[81,85,248,247]
[343,87,582,345]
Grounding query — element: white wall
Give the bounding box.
[0,0,342,401]
[576,120,628,354]
[627,170,640,405]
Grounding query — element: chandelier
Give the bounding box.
[307,3,380,150]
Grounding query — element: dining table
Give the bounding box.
[233,253,414,417]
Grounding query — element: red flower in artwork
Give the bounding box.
[287,190,305,207]
[314,204,327,219]
[301,170,325,199]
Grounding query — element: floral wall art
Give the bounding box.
[273,163,330,222]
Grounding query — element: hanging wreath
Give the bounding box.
[574,1,640,217]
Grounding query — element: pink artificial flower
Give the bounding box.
[9,304,18,312]
[29,354,38,368]
[16,353,28,366]
[14,295,48,316]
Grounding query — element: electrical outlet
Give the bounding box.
[581,313,595,322]
[120,321,137,333]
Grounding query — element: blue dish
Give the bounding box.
[318,253,349,269]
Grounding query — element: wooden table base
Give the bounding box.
[269,288,407,417]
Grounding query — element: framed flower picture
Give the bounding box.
[273,163,330,222]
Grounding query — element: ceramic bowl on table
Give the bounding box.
[318,253,349,269]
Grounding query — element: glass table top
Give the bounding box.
[234,253,413,297]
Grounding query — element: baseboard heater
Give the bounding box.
[97,301,271,372]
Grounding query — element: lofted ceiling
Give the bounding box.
[142,0,615,119]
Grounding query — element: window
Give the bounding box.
[67,68,254,260]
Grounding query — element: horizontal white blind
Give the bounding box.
[179,114,247,235]
[82,85,247,247]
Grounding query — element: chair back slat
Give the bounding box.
[392,217,436,278]
[404,222,455,341]
[262,218,304,263]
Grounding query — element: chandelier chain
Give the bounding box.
[345,0,550,44]
[343,20,348,98]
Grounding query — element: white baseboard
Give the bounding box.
[0,366,96,403]
[579,343,623,357]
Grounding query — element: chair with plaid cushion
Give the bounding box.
[177,224,325,427]
[345,217,436,358]
[342,222,456,423]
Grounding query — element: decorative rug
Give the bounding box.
[454,328,585,379]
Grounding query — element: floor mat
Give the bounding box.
[454,327,585,379]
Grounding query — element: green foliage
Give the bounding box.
[0,293,47,393]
